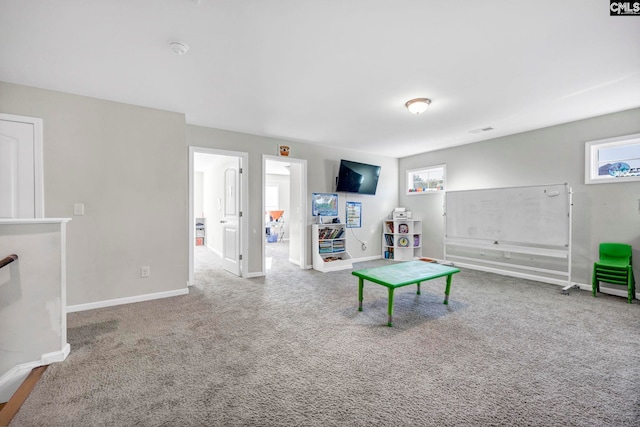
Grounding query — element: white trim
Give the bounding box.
[596,284,640,299]
[40,344,70,364]
[351,255,383,262]
[0,218,71,224]
[188,147,249,284]
[262,155,308,275]
[60,222,69,357]
[449,260,569,287]
[67,288,188,313]
[0,113,44,217]
[0,344,70,402]
[245,271,264,278]
[0,363,38,403]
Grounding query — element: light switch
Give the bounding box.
[73,203,85,216]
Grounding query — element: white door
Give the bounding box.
[222,165,241,276]
[0,115,43,218]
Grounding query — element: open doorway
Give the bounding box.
[263,155,308,274]
[189,147,248,285]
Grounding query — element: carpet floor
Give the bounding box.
[11,244,640,426]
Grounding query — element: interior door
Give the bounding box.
[0,117,39,218]
[222,165,241,276]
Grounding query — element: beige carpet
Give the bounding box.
[11,248,640,426]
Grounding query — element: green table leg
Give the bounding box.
[358,278,364,311]
[417,282,421,295]
[388,287,395,327]
[443,274,452,305]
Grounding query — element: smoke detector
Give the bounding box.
[170,41,189,56]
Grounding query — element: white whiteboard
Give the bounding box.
[445,184,570,247]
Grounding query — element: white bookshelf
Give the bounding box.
[195,217,206,246]
[382,218,422,261]
[312,223,352,272]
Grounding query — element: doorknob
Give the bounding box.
[220,220,227,223]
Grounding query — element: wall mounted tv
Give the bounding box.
[335,159,381,195]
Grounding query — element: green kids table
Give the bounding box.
[352,260,460,327]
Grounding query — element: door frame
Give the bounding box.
[262,155,308,274]
[188,146,249,285]
[0,113,44,217]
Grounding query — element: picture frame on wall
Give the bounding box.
[346,201,361,228]
[278,144,290,157]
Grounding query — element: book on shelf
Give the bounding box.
[332,241,345,251]
[318,227,345,240]
[384,234,394,246]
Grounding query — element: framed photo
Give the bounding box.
[312,193,338,217]
[585,133,640,184]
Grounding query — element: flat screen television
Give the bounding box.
[336,159,381,195]
[311,193,339,217]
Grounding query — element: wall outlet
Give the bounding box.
[140,266,150,278]
[361,242,367,251]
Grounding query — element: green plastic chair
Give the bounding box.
[592,243,635,303]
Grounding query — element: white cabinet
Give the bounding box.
[312,223,352,272]
[382,219,422,261]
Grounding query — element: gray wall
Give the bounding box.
[7,79,634,305]
[399,108,640,286]
[0,81,396,306]
[0,82,188,306]
[186,125,398,273]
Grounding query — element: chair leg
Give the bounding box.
[592,265,598,297]
[627,266,636,304]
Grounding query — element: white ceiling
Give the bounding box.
[1,1,639,158]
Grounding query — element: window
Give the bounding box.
[265,185,279,211]
[585,133,640,184]
[406,165,446,194]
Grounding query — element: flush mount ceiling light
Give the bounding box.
[405,98,431,115]
[169,41,189,56]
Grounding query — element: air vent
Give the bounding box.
[468,126,495,134]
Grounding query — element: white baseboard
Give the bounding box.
[67,288,189,313]
[0,344,70,402]
[245,271,264,278]
[352,255,382,263]
[450,261,569,286]
[449,262,639,299]
[595,284,639,299]
[41,343,70,364]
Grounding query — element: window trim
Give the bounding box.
[585,133,640,185]
[406,164,446,195]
